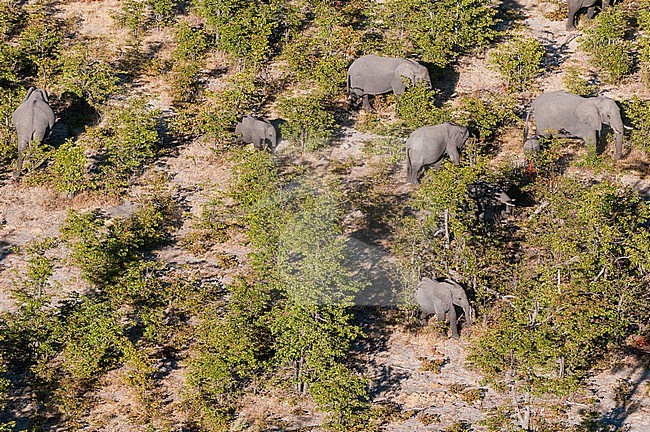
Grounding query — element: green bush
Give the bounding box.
[469,178,650,425]
[375,0,498,69]
[61,195,174,285]
[56,42,120,107]
[562,66,597,96]
[193,0,276,65]
[489,35,546,92]
[0,87,22,170]
[396,83,450,131]
[621,97,650,154]
[451,93,518,142]
[579,8,633,84]
[48,139,93,194]
[169,21,209,103]
[277,94,335,152]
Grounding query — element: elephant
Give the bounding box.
[566,0,612,31]
[235,115,278,150]
[467,181,514,225]
[11,87,55,179]
[346,54,432,111]
[415,277,472,339]
[405,123,469,184]
[523,91,624,159]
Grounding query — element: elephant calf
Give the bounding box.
[12,87,55,179]
[405,123,469,184]
[415,278,472,339]
[235,115,278,150]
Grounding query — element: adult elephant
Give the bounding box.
[235,115,278,150]
[12,87,55,179]
[566,0,612,31]
[405,123,469,184]
[346,54,432,111]
[415,277,472,339]
[523,91,624,159]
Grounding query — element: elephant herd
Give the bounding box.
[7,1,628,338]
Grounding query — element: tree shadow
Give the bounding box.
[599,354,650,429]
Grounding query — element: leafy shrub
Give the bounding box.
[169,21,209,103]
[281,3,363,98]
[0,87,22,170]
[636,2,650,87]
[277,94,335,152]
[56,42,120,107]
[375,0,499,68]
[451,93,519,142]
[61,194,175,285]
[114,0,149,36]
[172,69,261,147]
[579,8,633,84]
[562,66,597,96]
[48,139,93,194]
[621,97,650,154]
[489,35,546,92]
[469,178,650,425]
[193,0,276,65]
[396,83,450,131]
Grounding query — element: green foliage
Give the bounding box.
[621,97,650,154]
[396,83,449,131]
[100,98,161,190]
[193,0,276,64]
[174,69,261,146]
[562,66,598,96]
[57,42,120,107]
[579,8,633,84]
[489,35,546,92]
[376,0,499,68]
[0,357,13,431]
[281,2,363,98]
[469,177,650,401]
[451,93,519,142]
[169,21,209,103]
[48,139,92,194]
[277,94,335,152]
[115,0,149,35]
[57,299,128,381]
[61,192,175,285]
[0,87,21,170]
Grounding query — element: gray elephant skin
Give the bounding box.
[566,0,611,31]
[406,123,469,184]
[524,91,624,159]
[346,54,432,111]
[415,277,472,339]
[235,115,277,150]
[12,87,55,179]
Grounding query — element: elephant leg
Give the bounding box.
[362,94,374,112]
[13,140,27,179]
[586,6,596,19]
[448,305,460,339]
[447,145,460,165]
[433,160,444,170]
[566,4,581,30]
[409,163,421,184]
[433,301,446,322]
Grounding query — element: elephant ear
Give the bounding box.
[394,62,416,86]
[576,102,600,130]
[39,89,49,103]
[448,126,468,149]
[23,87,35,102]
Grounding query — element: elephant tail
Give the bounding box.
[406,146,413,182]
[523,105,533,145]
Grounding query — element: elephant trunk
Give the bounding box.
[610,117,624,159]
[461,300,472,326]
